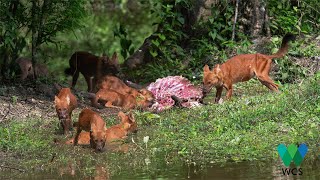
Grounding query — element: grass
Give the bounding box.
[0,76,319,178]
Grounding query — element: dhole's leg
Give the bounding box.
[215,87,223,103]
[21,66,30,80]
[63,120,70,135]
[64,117,72,135]
[256,60,279,91]
[91,97,100,108]
[71,71,79,89]
[68,113,73,130]
[29,66,35,79]
[89,132,96,149]
[84,76,93,92]
[60,120,66,134]
[225,86,233,100]
[74,128,82,145]
[91,77,97,92]
[105,101,121,109]
[257,76,279,91]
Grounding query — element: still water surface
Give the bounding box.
[1,160,319,179]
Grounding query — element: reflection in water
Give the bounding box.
[59,161,76,176]
[0,159,319,179]
[93,165,109,180]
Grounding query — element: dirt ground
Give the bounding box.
[0,81,119,123]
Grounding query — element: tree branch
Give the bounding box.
[232,0,239,41]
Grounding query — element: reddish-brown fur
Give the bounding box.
[74,108,107,152]
[54,88,78,135]
[66,111,137,145]
[96,75,140,96]
[203,34,295,103]
[16,57,49,80]
[93,75,155,109]
[65,51,120,92]
[105,111,136,143]
[91,89,137,110]
[91,88,154,110]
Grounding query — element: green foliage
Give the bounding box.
[268,35,320,83]
[114,24,135,60]
[0,119,52,155]
[267,0,320,34]
[126,0,320,83]
[127,0,247,82]
[0,0,87,78]
[28,0,87,47]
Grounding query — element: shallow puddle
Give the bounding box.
[1,159,319,179]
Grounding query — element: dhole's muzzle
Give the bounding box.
[201,83,213,97]
[57,109,68,119]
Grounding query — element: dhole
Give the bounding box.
[16,57,49,80]
[94,75,155,109]
[65,51,120,92]
[202,34,295,103]
[90,89,136,109]
[90,88,154,110]
[74,108,107,152]
[54,88,78,135]
[96,75,140,96]
[66,111,137,145]
[105,111,136,143]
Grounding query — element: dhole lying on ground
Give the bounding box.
[74,108,107,152]
[65,51,120,92]
[16,57,49,80]
[66,111,137,147]
[90,88,154,110]
[91,75,154,110]
[54,88,78,135]
[202,34,295,103]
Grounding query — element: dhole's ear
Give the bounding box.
[214,64,221,72]
[128,112,135,123]
[111,52,118,63]
[117,111,126,121]
[66,95,70,105]
[90,124,96,132]
[54,96,60,104]
[203,65,210,72]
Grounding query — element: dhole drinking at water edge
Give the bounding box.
[74,108,107,152]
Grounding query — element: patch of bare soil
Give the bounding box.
[0,81,119,123]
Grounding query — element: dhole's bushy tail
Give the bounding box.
[269,33,295,59]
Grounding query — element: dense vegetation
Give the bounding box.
[1,0,319,84]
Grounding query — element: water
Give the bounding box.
[1,160,319,180]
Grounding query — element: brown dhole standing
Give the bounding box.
[202,34,295,103]
[65,51,120,92]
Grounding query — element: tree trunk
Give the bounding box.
[31,0,37,79]
[238,0,269,37]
